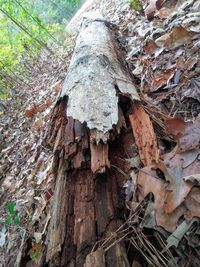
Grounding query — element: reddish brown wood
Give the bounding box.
[45,98,135,267]
[90,142,110,173]
[129,104,159,166]
[84,249,106,267]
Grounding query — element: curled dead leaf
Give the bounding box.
[143,38,158,55]
[155,26,198,49]
[157,161,193,214]
[152,68,175,91]
[181,77,200,102]
[163,150,200,211]
[185,187,200,220]
[137,166,185,232]
[24,106,37,118]
[166,117,200,152]
[145,0,164,19]
[136,149,200,232]
[183,174,200,185]
[157,7,174,18]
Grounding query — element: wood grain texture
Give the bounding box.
[129,104,159,166]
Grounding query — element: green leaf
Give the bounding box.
[5,216,12,225]
[7,202,15,215]
[128,0,143,11]
[14,215,20,225]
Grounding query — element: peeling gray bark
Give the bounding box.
[60,12,139,139]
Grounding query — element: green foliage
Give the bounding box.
[4,201,22,225]
[32,0,83,24]
[128,0,143,11]
[0,0,57,68]
[0,0,82,98]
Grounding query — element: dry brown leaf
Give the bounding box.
[155,26,198,49]
[137,162,200,232]
[184,57,198,71]
[152,68,175,91]
[137,166,185,232]
[166,117,200,152]
[163,150,200,180]
[143,38,158,55]
[157,7,174,18]
[176,57,198,71]
[145,0,164,19]
[162,150,200,213]
[185,187,200,219]
[24,106,37,118]
[183,174,200,185]
[29,243,42,263]
[37,104,46,113]
[54,82,62,93]
[159,151,200,214]
[181,77,200,102]
[157,161,193,214]
[129,104,159,166]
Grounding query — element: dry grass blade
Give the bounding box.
[129,237,157,266]
[92,201,147,252]
[95,196,179,267]
[154,232,177,264]
[140,95,172,140]
[129,230,172,267]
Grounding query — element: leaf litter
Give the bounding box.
[0,42,73,265]
[102,0,200,265]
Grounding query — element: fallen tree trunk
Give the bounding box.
[45,12,147,267]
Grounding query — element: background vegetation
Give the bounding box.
[0,0,83,98]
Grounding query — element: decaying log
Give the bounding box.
[45,12,141,267]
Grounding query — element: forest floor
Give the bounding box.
[0,0,200,266]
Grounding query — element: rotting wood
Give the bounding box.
[45,12,140,267]
[84,249,106,267]
[90,142,110,173]
[129,104,159,166]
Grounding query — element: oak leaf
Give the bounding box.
[155,26,198,49]
[166,117,200,152]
